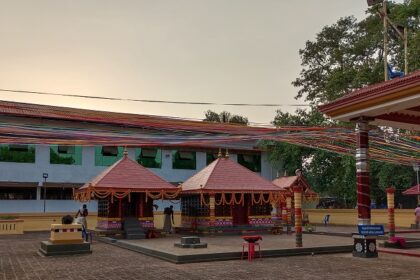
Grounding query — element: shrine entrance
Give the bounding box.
[232,196,248,226]
[122,194,139,218]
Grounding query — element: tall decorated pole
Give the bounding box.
[353,119,378,258]
[383,0,389,81]
[386,187,396,238]
[293,186,303,247]
[281,202,287,232]
[286,194,292,234]
[209,193,216,233]
[356,121,371,225]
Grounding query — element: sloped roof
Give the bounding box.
[402,184,420,196]
[319,70,420,113]
[272,175,317,196]
[272,176,299,190]
[181,157,280,192]
[78,154,177,192]
[0,100,274,135]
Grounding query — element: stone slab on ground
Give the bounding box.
[100,233,355,263]
[38,240,92,256]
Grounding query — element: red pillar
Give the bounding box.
[386,187,396,238]
[139,193,144,218]
[209,193,215,233]
[118,198,122,219]
[281,202,287,228]
[286,195,292,234]
[293,186,303,247]
[356,121,371,225]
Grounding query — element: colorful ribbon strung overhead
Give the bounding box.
[0,118,417,166]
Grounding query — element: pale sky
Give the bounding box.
[0,1,388,124]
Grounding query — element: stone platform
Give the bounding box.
[99,233,353,263]
[38,241,92,256]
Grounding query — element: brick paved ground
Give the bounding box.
[1,232,420,280]
[127,233,353,255]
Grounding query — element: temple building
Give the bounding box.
[180,153,285,232]
[74,150,179,233]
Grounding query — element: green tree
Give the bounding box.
[293,1,419,104]
[203,110,248,125]
[265,1,419,206]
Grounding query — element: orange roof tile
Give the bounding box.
[181,157,280,192]
[79,154,177,192]
[402,184,420,196]
[272,175,317,196]
[271,176,298,190]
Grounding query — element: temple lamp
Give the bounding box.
[42,173,48,212]
[412,162,420,204]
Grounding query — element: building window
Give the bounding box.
[206,152,218,165]
[172,150,196,170]
[0,144,35,163]
[237,154,261,172]
[181,195,209,217]
[95,146,123,166]
[135,148,162,168]
[249,201,272,216]
[50,145,82,165]
[0,187,37,200]
[40,188,73,200]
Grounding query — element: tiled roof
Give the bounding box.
[271,176,298,190]
[402,184,420,196]
[272,175,316,196]
[0,100,274,135]
[181,157,280,192]
[79,154,177,191]
[319,70,420,114]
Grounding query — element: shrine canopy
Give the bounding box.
[74,152,180,202]
[272,173,318,199]
[319,70,420,131]
[402,184,420,196]
[180,155,285,205]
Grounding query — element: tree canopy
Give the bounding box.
[266,1,419,207]
[203,110,249,125]
[293,1,419,104]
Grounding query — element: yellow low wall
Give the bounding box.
[0,219,24,234]
[305,209,415,228]
[10,209,415,231]
[153,212,182,229]
[0,212,183,232]
[0,213,98,232]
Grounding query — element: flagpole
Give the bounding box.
[404,26,408,74]
[383,0,388,81]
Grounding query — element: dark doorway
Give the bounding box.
[232,195,248,226]
[122,193,139,218]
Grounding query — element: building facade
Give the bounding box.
[0,144,275,213]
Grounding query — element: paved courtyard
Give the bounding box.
[2,232,420,280]
[123,233,352,255]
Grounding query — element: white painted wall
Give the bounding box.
[0,146,275,213]
[0,200,97,213]
[0,146,273,183]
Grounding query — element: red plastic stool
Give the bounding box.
[241,241,261,261]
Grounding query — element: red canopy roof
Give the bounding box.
[272,175,317,197]
[77,154,177,192]
[181,157,280,193]
[402,184,420,196]
[318,70,420,130]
